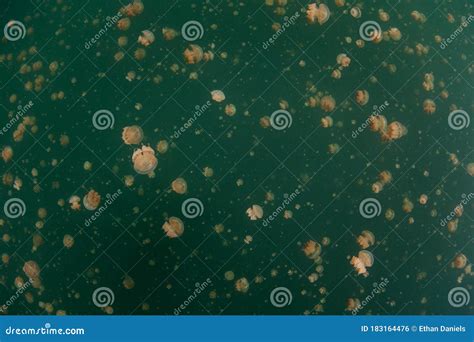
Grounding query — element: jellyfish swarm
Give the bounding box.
[162,217,184,238]
[132,146,158,175]
[350,250,374,277]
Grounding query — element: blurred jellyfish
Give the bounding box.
[331,69,342,79]
[379,170,392,184]
[320,95,336,112]
[346,298,361,311]
[306,3,330,25]
[69,195,81,210]
[83,190,101,211]
[122,125,144,145]
[162,217,184,238]
[419,194,428,205]
[225,104,236,117]
[183,44,203,64]
[452,254,467,269]
[132,146,158,175]
[235,277,249,293]
[369,115,387,133]
[117,18,131,31]
[211,90,226,103]
[63,234,74,248]
[162,27,178,41]
[423,99,436,114]
[355,90,369,106]
[138,30,155,46]
[388,27,402,41]
[156,140,169,154]
[350,7,362,18]
[2,146,13,162]
[467,163,474,176]
[303,240,322,260]
[351,250,374,276]
[402,198,414,213]
[321,116,333,128]
[246,205,263,220]
[23,260,41,287]
[336,53,351,68]
[356,230,375,249]
[328,143,340,154]
[171,178,187,194]
[385,208,395,221]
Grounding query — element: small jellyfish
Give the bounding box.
[331,69,342,79]
[117,18,131,31]
[382,121,407,141]
[320,95,336,112]
[350,7,362,18]
[63,234,74,248]
[306,3,330,25]
[351,250,374,276]
[328,143,340,154]
[467,163,474,177]
[356,230,375,249]
[211,90,226,103]
[69,195,81,210]
[388,27,402,41]
[132,146,158,175]
[369,115,387,133]
[452,254,467,269]
[419,194,428,205]
[2,146,13,162]
[162,27,178,41]
[385,208,395,221]
[336,53,351,67]
[321,116,333,128]
[156,140,169,154]
[162,217,184,238]
[355,90,369,106]
[303,240,322,260]
[423,99,436,114]
[138,30,155,46]
[122,125,144,145]
[171,178,187,194]
[183,44,203,64]
[225,104,236,117]
[346,298,361,311]
[246,205,263,220]
[379,170,393,184]
[83,190,101,211]
[235,277,249,293]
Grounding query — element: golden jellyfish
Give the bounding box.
[334,0,345,7]
[63,234,74,248]
[466,163,474,176]
[162,27,178,41]
[156,140,169,154]
[351,250,374,277]
[355,90,369,106]
[2,146,13,162]
[419,194,428,205]
[350,7,362,18]
[378,9,390,22]
[388,27,402,41]
[303,240,322,260]
[383,121,407,141]
[162,217,184,238]
[23,260,40,285]
[385,208,395,221]
[246,204,263,220]
[452,254,467,269]
[321,116,333,128]
[132,146,158,175]
[123,276,135,290]
[336,53,351,68]
[134,48,146,60]
[171,178,187,194]
[356,230,375,249]
[211,90,226,103]
[328,143,340,154]
[235,277,249,293]
[346,298,361,311]
[402,197,414,213]
[306,3,330,25]
[225,104,236,117]
[423,99,436,114]
[122,125,144,145]
[69,195,81,210]
[117,18,131,31]
[331,69,342,79]
[83,190,101,211]
[379,170,392,184]
[371,181,384,193]
[138,30,155,47]
[203,51,215,62]
[183,44,203,64]
[369,115,387,133]
[447,219,458,234]
[320,95,336,112]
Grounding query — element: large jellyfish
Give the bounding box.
[132,146,158,175]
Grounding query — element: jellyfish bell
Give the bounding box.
[138,30,155,46]
[357,230,375,249]
[132,146,158,175]
[355,90,369,106]
[122,125,144,145]
[83,190,101,211]
[321,116,333,128]
[68,195,81,210]
[171,178,187,194]
[350,256,368,276]
[320,95,336,112]
[211,90,226,103]
[423,99,436,114]
[246,205,263,220]
[350,7,362,18]
[306,3,330,25]
[235,277,249,293]
[388,27,402,41]
[162,217,184,238]
[303,240,322,259]
[369,115,387,133]
[358,250,374,267]
[384,121,407,141]
[183,44,203,64]
[452,253,467,269]
[336,53,351,67]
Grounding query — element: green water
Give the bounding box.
[0,0,472,315]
